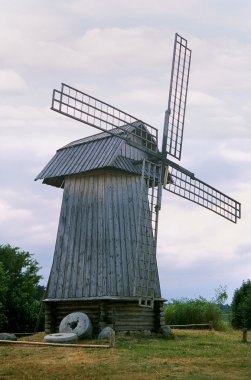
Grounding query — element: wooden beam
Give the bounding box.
[0,340,111,349]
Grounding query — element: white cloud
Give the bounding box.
[65,0,200,19]
[0,200,31,222]
[219,143,251,163]
[0,25,169,74]
[0,187,60,248]
[0,70,27,94]
[157,178,250,300]
[189,91,224,107]
[0,105,44,122]
[0,104,94,156]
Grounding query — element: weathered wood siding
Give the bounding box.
[44,299,165,334]
[47,170,161,300]
[119,141,146,161]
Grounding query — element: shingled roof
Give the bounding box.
[35,124,157,188]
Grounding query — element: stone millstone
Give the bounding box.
[59,312,93,339]
[44,333,78,344]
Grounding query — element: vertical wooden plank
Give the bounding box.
[106,174,116,295]
[67,176,83,298]
[47,183,69,298]
[101,175,108,297]
[123,175,136,295]
[129,174,141,295]
[70,176,82,298]
[84,175,93,297]
[117,142,146,161]
[89,174,98,297]
[76,176,88,298]
[60,178,74,298]
[112,174,123,295]
[51,178,73,298]
[118,175,129,296]
[97,174,105,296]
[64,177,81,298]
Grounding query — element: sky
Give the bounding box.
[0,0,251,303]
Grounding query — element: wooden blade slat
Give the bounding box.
[51,83,159,157]
[165,34,192,160]
[164,165,241,223]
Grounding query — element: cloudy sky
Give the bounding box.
[0,0,250,303]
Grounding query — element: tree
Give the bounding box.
[0,244,43,332]
[0,262,9,329]
[231,280,251,329]
[213,285,228,305]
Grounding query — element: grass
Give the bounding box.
[0,329,250,379]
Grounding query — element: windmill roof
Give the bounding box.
[35,123,154,187]
[61,123,135,148]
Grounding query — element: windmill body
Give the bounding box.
[37,127,164,332]
[36,34,241,334]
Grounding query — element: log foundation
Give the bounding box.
[44,298,165,335]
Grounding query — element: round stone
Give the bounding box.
[161,325,174,339]
[44,332,78,343]
[0,333,17,341]
[98,326,115,339]
[59,312,93,339]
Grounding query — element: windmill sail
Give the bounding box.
[163,33,192,161]
[51,83,159,157]
[163,164,241,223]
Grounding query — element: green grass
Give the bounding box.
[0,329,250,379]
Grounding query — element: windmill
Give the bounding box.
[36,34,241,334]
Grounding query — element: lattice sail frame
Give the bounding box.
[133,159,161,307]
[164,165,241,223]
[165,33,191,160]
[52,83,158,156]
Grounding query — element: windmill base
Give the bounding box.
[44,298,166,335]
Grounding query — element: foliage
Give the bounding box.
[0,262,9,329]
[0,244,43,333]
[213,285,228,305]
[164,297,222,329]
[231,279,251,329]
[220,304,232,322]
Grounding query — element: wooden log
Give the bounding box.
[44,298,163,333]
[170,323,213,329]
[0,340,111,348]
[115,321,154,326]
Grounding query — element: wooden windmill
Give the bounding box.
[36,34,241,334]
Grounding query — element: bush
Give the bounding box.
[0,263,9,329]
[231,280,251,329]
[164,297,222,330]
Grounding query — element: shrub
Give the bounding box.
[164,297,222,329]
[0,244,43,332]
[231,280,251,329]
